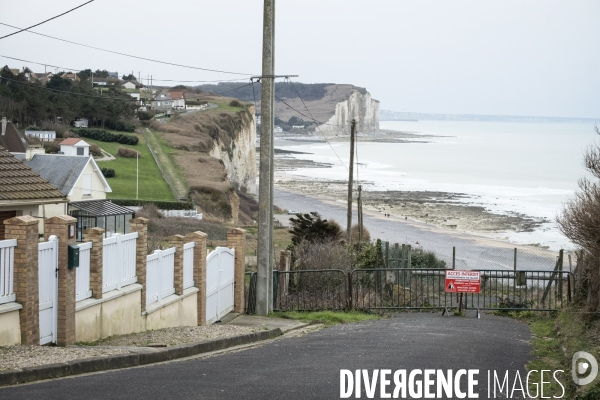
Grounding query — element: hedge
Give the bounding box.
[75,128,139,145]
[101,167,116,178]
[104,120,136,132]
[110,199,194,210]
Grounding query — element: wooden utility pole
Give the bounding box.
[346,119,356,243]
[256,0,275,316]
[357,185,363,244]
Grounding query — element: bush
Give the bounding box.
[104,119,136,132]
[75,128,139,145]
[289,212,342,246]
[101,167,116,178]
[117,146,141,158]
[293,240,353,273]
[229,100,243,107]
[43,141,60,154]
[137,111,154,121]
[89,143,103,157]
[110,199,194,210]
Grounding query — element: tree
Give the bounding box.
[122,74,136,81]
[557,126,600,312]
[289,212,342,246]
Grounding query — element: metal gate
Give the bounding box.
[38,236,58,345]
[206,247,235,325]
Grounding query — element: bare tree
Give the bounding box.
[557,125,600,311]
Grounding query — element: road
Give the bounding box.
[275,187,558,271]
[1,313,532,399]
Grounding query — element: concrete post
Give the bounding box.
[45,215,77,347]
[186,231,207,326]
[169,234,185,296]
[130,217,149,312]
[4,216,40,345]
[84,227,105,299]
[227,228,246,314]
[279,250,291,296]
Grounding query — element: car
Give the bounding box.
[287,210,298,215]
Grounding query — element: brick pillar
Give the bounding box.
[226,228,246,314]
[130,217,149,312]
[186,231,207,325]
[84,227,105,299]
[4,216,40,345]
[45,215,77,347]
[169,234,185,296]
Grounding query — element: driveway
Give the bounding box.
[0,313,532,399]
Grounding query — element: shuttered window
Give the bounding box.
[82,174,92,196]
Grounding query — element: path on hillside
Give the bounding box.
[0,314,532,399]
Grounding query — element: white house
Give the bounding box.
[24,130,56,141]
[129,92,141,101]
[60,138,90,156]
[122,81,136,89]
[169,91,185,109]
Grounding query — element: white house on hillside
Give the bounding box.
[60,138,90,156]
[25,130,56,141]
[122,81,136,89]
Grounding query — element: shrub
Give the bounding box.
[351,224,371,242]
[289,212,342,246]
[75,128,139,145]
[117,146,141,158]
[100,167,116,178]
[104,119,136,132]
[43,141,60,154]
[89,143,103,157]
[229,100,243,107]
[293,240,353,273]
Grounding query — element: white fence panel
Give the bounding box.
[102,232,138,293]
[183,242,195,290]
[146,247,176,305]
[0,239,17,305]
[206,247,235,325]
[38,236,58,345]
[75,242,93,302]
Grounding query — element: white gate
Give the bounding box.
[206,247,235,325]
[38,236,58,345]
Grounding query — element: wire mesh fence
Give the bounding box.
[273,269,348,311]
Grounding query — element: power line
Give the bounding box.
[277,79,348,171]
[0,1,94,40]
[0,21,256,76]
[0,54,248,83]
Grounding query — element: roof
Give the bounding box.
[69,200,134,217]
[18,154,111,195]
[60,138,89,146]
[0,121,29,153]
[0,146,67,203]
[169,91,184,100]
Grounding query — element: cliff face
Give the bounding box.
[316,89,380,135]
[209,112,257,195]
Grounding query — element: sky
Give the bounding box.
[1,0,599,118]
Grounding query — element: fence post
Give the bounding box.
[186,231,207,325]
[452,247,456,270]
[347,272,353,310]
[84,227,105,299]
[45,215,77,347]
[279,250,291,295]
[169,234,185,296]
[227,228,246,314]
[4,216,39,345]
[407,245,412,268]
[130,217,149,313]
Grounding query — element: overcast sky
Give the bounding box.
[2,0,599,118]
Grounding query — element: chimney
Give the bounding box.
[1,117,6,135]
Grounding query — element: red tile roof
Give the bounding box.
[60,138,82,146]
[169,91,184,100]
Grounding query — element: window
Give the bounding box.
[82,174,92,196]
[77,147,84,156]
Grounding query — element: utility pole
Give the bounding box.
[256,0,276,316]
[358,185,363,244]
[346,119,356,243]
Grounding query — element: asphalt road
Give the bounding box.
[1,313,532,400]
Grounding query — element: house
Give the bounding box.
[92,78,108,86]
[152,88,173,111]
[122,81,136,90]
[0,118,29,153]
[274,126,283,133]
[31,72,53,84]
[60,138,90,157]
[62,73,80,82]
[129,92,141,101]
[0,146,67,239]
[73,118,89,128]
[25,130,56,141]
[169,91,186,109]
[17,153,134,240]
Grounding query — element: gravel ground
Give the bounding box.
[0,325,253,372]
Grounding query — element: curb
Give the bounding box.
[0,328,282,387]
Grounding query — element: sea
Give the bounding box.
[275,120,600,251]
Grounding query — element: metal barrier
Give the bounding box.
[244,268,574,313]
[350,268,574,312]
[273,269,348,311]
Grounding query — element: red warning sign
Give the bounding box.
[445,270,481,293]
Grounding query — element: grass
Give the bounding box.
[83,131,175,201]
[268,310,384,327]
[496,309,600,399]
[143,128,188,199]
